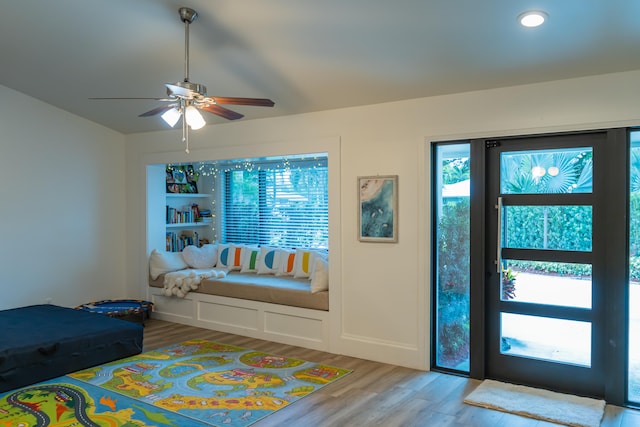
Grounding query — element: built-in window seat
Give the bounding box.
[148,271,328,311]
[146,244,330,350]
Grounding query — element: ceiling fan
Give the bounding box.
[91,7,275,152]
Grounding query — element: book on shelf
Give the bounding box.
[199,208,212,223]
[166,203,203,225]
[166,230,200,252]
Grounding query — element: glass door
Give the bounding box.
[485,133,606,397]
[629,131,640,403]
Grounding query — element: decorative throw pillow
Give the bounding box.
[227,244,248,271]
[217,244,249,270]
[256,246,281,275]
[182,244,218,269]
[240,246,261,273]
[149,249,188,280]
[310,257,329,293]
[217,244,231,268]
[277,250,296,276]
[293,248,317,279]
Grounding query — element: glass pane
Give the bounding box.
[501,313,591,367]
[221,155,329,249]
[224,170,260,242]
[435,143,470,371]
[631,284,640,402]
[500,147,592,195]
[504,205,592,251]
[501,260,591,308]
[629,133,640,402]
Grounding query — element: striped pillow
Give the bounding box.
[217,244,245,270]
[293,248,317,279]
[277,250,297,276]
[229,244,256,271]
[241,246,261,273]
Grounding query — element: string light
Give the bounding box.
[170,153,327,177]
[168,153,328,243]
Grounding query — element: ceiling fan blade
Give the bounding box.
[139,105,175,117]
[200,104,244,120]
[90,97,173,101]
[210,97,275,107]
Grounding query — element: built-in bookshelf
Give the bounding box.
[164,165,214,252]
[165,194,212,251]
[166,194,212,225]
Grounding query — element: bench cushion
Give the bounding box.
[150,271,328,311]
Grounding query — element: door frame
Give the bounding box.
[465,128,629,404]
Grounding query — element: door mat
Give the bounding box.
[464,379,605,427]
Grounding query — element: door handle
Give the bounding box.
[495,196,502,273]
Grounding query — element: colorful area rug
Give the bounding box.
[464,379,605,427]
[0,339,351,427]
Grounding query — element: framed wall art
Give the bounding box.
[358,175,398,242]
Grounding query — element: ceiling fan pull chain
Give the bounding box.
[182,113,190,154]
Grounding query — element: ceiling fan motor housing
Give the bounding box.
[167,81,207,98]
[179,7,198,24]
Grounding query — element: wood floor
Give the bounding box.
[143,319,640,427]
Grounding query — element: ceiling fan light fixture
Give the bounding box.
[185,105,206,130]
[91,6,274,153]
[161,107,181,127]
[518,10,548,28]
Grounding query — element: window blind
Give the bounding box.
[221,156,329,249]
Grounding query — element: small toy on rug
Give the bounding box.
[76,299,153,324]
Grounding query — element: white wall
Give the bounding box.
[125,70,640,369]
[0,85,126,309]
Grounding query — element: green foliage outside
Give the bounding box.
[436,156,470,368]
[631,147,640,282]
[631,191,640,282]
[499,149,593,279]
[225,166,329,249]
[504,205,592,252]
[436,198,470,368]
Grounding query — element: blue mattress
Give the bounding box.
[0,304,143,392]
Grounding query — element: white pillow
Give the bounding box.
[182,244,218,269]
[276,250,296,276]
[240,246,261,273]
[149,249,188,280]
[256,247,282,275]
[310,257,329,293]
[293,248,317,279]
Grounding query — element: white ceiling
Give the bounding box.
[2,0,640,134]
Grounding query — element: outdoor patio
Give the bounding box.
[500,272,640,401]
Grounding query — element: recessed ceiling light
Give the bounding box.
[518,10,548,28]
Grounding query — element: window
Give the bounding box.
[219,154,328,249]
[432,143,470,372]
[629,131,640,403]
